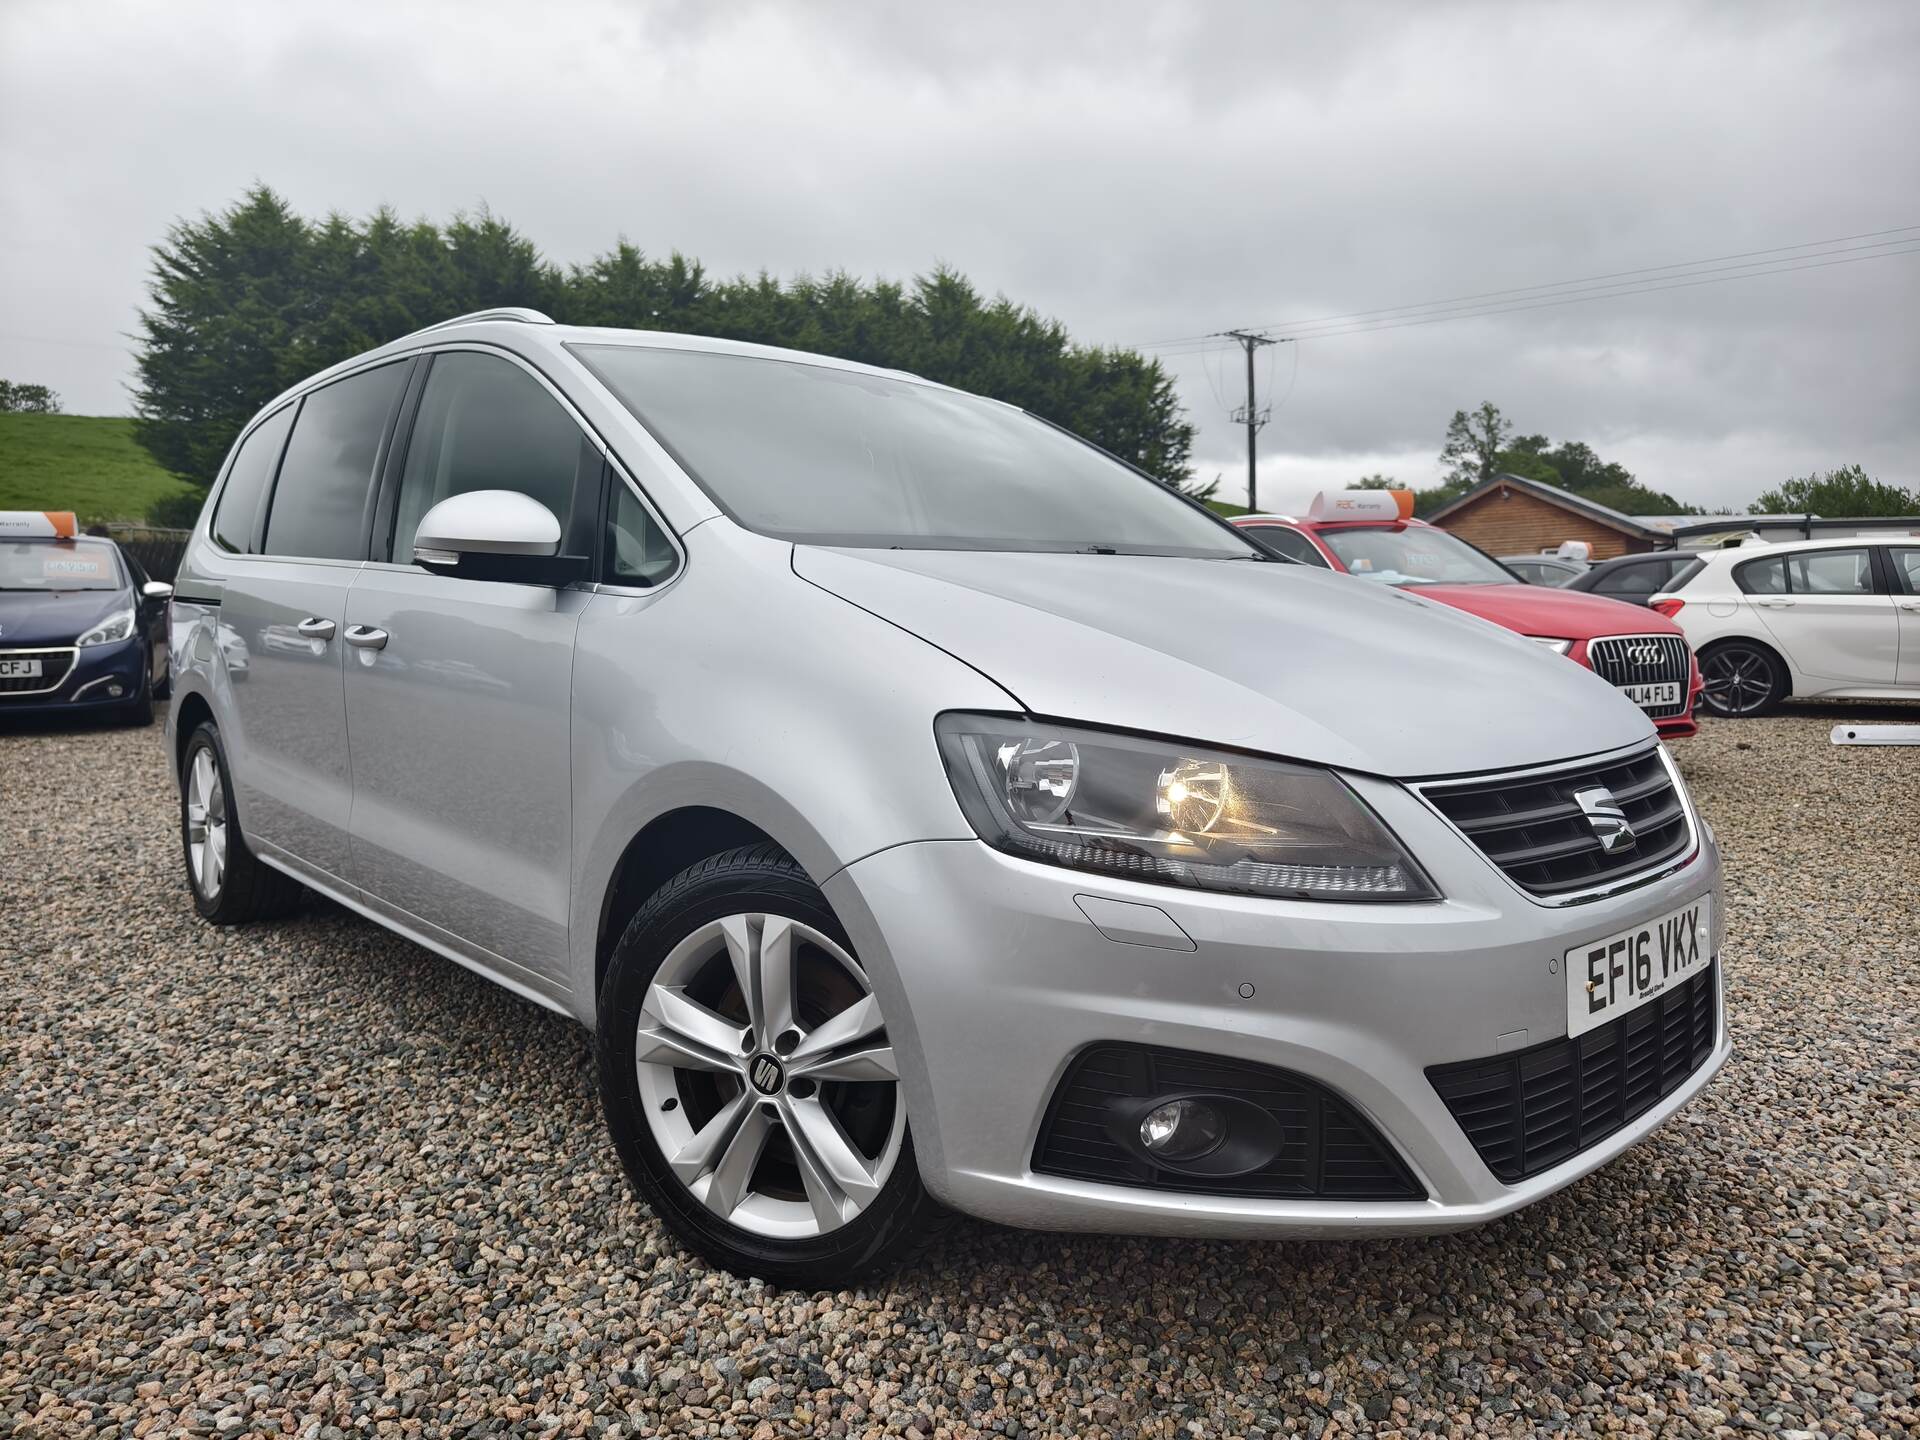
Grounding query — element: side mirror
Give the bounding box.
[141,580,174,602]
[412,490,589,586]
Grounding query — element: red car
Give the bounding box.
[1235,491,1703,739]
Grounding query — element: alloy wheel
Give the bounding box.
[184,747,229,897]
[1701,645,1775,716]
[634,913,905,1239]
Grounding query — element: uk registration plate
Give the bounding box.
[0,658,44,679]
[1566,896,1712,1039]
[1620,680,1681,710]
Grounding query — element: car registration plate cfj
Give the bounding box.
[1566,896,1712,1039]
[0,658,44,679]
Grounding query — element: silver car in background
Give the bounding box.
[166,308,1728,1284]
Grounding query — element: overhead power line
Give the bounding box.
[1137,223,1920,355]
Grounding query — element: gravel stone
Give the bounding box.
[2,702,1914,1437]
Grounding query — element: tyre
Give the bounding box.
[597,845,940,1287]
[1698,639,1787,717]
[179,720,304,924]
[116,663,155,727]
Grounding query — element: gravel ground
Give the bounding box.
[2,703,1914,1439]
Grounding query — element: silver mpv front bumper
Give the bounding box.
[824,759,1729,1236]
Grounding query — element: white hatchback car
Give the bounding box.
[1651,535,1920,715]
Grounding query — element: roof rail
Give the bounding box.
[407,307,556,339]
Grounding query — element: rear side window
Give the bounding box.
[1666,558,1706,591]
[1594,560,1668,596]
[264,362,409,561]
[1788,548,1872,594]
[211,404,295,553]
[1734,555,1788,594]
[1891,548,1920,595]
[1244,525,1329,567]
[389,352,599,563]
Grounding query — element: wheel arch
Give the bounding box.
[592,804,791,1003]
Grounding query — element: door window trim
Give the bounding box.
[1887,546,1920,597]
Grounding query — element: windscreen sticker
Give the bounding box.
[42,555,107,579]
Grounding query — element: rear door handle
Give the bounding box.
[344,625,388,650]
[1756,598,1795,608]
[296,617,336,640]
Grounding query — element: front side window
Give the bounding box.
[1244,525,1329,567]
[1318,525,1515,586]
[212,403,295,554]
[571,344,1255,558]
[391,352,598,563]
[0,538,123,592]
[605,482,677,586]
[265,362,409,561]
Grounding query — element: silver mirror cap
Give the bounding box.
[412,490,563,561]
[141,580,174,600]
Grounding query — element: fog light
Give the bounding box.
[108,683,124,697]
[1139,1099,1225,1162]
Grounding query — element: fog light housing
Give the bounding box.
[1139,1099,1225,1162]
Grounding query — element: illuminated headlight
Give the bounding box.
[76,607,136,648]
[1530,637,1574,655]
[936,715,1437,901]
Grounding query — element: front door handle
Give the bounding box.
[296,617,336,640]
[1900,600,1920,612]
[343,625,389,650]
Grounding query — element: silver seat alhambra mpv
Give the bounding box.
[167,308,1727,1284]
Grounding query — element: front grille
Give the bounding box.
[1033,1043,1423,1199]
[0,647,76,697]
[1428,962,1717,1182]
[1587,634,1692,718]
[1420,747,1692,896]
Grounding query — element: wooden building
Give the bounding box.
[1427,474,1672,561]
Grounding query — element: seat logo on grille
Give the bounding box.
[1572,785,1637,853]
[1624,642,1662,665]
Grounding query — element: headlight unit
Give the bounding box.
[936,715,1436,901]
[77,607,136,648]
[1529,637,1574,655]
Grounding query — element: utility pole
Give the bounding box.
[1223,330,1283,511]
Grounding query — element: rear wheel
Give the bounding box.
[179,721,303,923]
[1698,640,1786,717]
[597,846,939,1286]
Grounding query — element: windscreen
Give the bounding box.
[572,344,1254,557]
[1320,526,1515,586]
[0,540,123,591]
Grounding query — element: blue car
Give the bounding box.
[0,512,172,725]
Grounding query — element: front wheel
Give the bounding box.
[1698,640,1786,717]
[596,845,940,1287]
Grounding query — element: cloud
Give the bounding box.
[2,0,1914,511]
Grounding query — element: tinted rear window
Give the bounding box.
[211,404,295,554]
[1665,558,1706,591]
[264,362,409,560]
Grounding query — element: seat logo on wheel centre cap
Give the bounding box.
[749,1055,784,1094]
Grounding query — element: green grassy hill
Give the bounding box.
[0,413,199,524]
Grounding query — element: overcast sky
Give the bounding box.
[3,0,1916,512]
